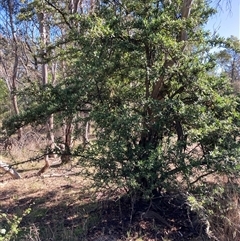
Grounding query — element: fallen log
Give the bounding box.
[0,160,21,179]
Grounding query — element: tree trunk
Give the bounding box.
[137,0,194,192]
[0,160,21,179]
[7,0,22,140]
[61,116,73,164]
[37,11,55,175]
[69,0,82,13]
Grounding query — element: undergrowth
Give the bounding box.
[1,139,240,241]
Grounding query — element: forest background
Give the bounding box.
[1,0,240,240]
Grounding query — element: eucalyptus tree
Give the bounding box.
[0,0,24,139]
[0,0,42,136]
[0,0,65,173]
[215,36,240,83]
[8,0,96,169]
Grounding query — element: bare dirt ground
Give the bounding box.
[0,159,214,241]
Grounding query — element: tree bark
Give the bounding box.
[0,160,21,179]
[61,116,73,164]
[37,11,55,175]
[138,0,194,191]
[7,0,23,140]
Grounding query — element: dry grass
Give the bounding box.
[207,182,240,241]
[1,166,97,241]
[1,139,240,241]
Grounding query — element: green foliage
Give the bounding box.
[214,36,240,82]
[0,208,31,241]
[3,0,240,198]
[77,1,240,195]
[0,79,11,120]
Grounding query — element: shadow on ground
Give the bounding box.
[1,181,212,241]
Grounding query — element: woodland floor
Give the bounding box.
[0,132,239,241]
[0,158,236,241]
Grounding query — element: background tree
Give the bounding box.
[0,0,24,139]
[12,0,96,166]
[0,0,42,135]
[0,79,10,120]
[215,36,240,92]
